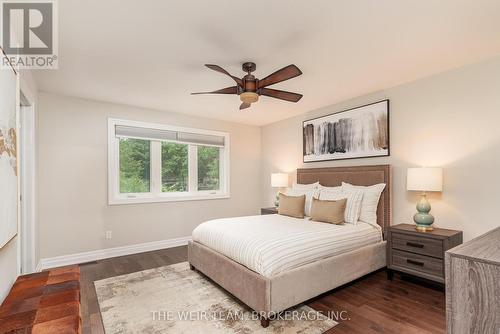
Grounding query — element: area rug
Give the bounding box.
[95,262,337,333]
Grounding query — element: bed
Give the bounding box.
[188,165,392,327]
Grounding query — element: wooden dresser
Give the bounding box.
[445,227,500,334]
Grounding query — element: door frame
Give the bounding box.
[18,83,36,274]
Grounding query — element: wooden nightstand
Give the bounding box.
[387,224,462,283]
[261,207,278,215]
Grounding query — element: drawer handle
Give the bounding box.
[406,242,424,249]
[407,259,424,266]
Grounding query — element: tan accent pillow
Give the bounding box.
[278,193,306,218]
[310,197,347,224]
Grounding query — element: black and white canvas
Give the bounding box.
[303,100,389,162]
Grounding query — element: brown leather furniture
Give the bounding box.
[0,266,81,334]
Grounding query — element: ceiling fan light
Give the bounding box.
[240,92,259,104]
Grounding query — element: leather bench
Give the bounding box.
[0,266,81,334]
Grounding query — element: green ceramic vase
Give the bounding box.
[274,191,280,207]
[413,194,434,231]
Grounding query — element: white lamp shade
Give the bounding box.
[407,168,443,192]
[271,173,288,188]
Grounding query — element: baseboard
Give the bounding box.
[38,236,191,271]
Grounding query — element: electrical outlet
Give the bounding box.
[105,231,112,239]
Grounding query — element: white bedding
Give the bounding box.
[192,214,383,277]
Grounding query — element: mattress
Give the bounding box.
[192,214,383,277]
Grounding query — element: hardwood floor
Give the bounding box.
[79,246,445,334]
[309,271,445,334]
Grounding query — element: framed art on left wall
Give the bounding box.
[303,100,389,162]
[0,52,19,249]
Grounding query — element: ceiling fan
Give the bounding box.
[192,62,303,110]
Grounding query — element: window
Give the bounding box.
[161,142,188,192]
[108,118,229,204]
[119,138,151,193]
[198,146,220,191]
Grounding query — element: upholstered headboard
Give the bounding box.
[296,165,392,231]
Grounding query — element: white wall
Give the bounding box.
[37,93,261,259]
[262,56,500,242]
[0,69,38,303]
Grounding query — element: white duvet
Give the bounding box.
[192,214,383,277]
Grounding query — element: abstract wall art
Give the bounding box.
[303,100,389,162]
[0,58,19,249]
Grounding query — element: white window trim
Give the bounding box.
[107,118,230,205]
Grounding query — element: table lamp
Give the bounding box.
[271,173,288,207]
[407,167,443,232]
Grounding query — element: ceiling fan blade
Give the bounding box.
[239,102,251,110]
[258,64,302,88]
[259,88,303,102]
[191,86,238,95]
[205,64,243,86]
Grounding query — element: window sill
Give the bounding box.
[108,192,230,205]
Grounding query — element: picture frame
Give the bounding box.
[303,99,390,163]
[0,48,19,249]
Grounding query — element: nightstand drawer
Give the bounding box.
[392,232,443,258]
[392,250,443,278]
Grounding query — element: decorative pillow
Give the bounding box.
[310,198,346,225]
[286,188,319,216]
[319,189,363,224]
[292,182,319,190]
[342,182,386,226]
[278,193,306,219]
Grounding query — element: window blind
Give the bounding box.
[115,125,225,147]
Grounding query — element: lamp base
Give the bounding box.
[415,225,434,232]
[413,194,435,232]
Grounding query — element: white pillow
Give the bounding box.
[292,182,319,190]
[318,185,342,193]
[319,189,363,224]
[342,182,386,226]
[317,185,342,203]
[286,187,319,216]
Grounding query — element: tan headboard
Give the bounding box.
[297,165,392,232]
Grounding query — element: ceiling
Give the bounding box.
[33,0,500,126]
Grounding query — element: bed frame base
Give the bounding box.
[189,262,269,328]
[188,240,386,327]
